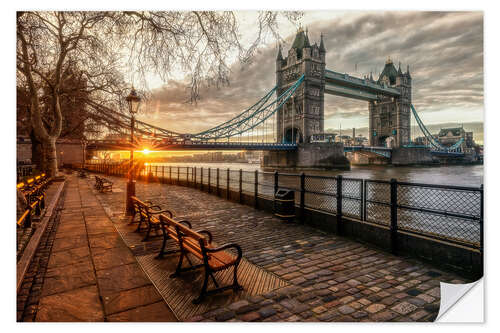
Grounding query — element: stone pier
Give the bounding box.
[262,143,350,170]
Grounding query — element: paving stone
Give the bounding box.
[47,246,91,269]
[215,310,236,321]
[371,310,399,322]
[352,311,368,319]
[409,309,429,321]
[366,303,386,314]
[416,293,436,303]
[107,301,176,322]
[95,263,151,296]
[338,305,355,315]
[391,301,418,315]
[258,307,277,318]
[427,287,441,298]
[41,261,96,297]
[102,284,162,315]
[36,285,104,322]
[235,304,260,315]
[240,311,261,321]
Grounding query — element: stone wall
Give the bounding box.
[16,138,84,166]
[391,147,435,165]
[262,143,350,170]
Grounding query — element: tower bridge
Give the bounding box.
[88,28,469,168]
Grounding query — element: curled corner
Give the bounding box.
[436,278,483,322]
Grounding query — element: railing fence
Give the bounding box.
[83,161,483,255]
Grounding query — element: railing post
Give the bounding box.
[208,168,211,193]
[169,166,172,184]
[177,166,180,184]
[274,171,278,194]
[254,170,258,208]
[216,168,220,196]
[390,178,398,254]
[239,169,243,203]
[336,175,343,235]
[480,184,484,275]
[226,168,230,200]
[362,180,367,221]
[201,167,204,191]
[300,172,305,223]
[162,165,165,183]
[194,167,197,188]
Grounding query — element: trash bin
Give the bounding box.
[274,189,295,221]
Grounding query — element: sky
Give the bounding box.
[138,11,484,143]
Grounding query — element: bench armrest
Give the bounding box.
[196,229,213,244]
[206,243,242,262]
[178,220,192,229]
[150,209,173,217]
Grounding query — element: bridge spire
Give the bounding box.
[319,33,326,53]
[276,43,283,60]
[406,64,411,78]
[398,62,403,75]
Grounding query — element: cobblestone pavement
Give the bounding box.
[92,174,470,322]
[24,175,177,322]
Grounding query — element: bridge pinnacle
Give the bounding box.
[319,33,326,53]
[277,43,283,60]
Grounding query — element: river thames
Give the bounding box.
[149,162,484,187]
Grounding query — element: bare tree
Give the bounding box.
[17,11,302,176]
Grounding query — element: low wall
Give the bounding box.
[262,143,350,170]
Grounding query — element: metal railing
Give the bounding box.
[84,162,483,254]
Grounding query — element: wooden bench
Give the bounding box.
[94,176,113,192]
[159,214,243,304]
[17,175,48,228]
[130,196,176,242]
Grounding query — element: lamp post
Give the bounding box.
[125,87,141,215]
[81,138,87,170]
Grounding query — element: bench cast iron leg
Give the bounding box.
[193,270,209,304]
[233,264,243,291]
[170,251,185,278]
[155,227,168,259]
[142,223,152,241]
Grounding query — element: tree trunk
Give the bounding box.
[44,137,58,177]
[29,129,42,170]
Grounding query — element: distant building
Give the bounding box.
[437,127,476,153]
[310,133,336,143]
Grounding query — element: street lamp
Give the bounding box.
[125,87,141,215]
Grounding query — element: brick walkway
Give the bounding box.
[30,175,176,322]
[90,174,469,322]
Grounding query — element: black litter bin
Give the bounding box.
[274,189,295,221]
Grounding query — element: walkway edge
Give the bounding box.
[16,180,66,294]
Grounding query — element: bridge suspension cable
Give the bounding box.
[410,104,464,152]
[191,75,305,141]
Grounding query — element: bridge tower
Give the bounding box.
[276,28,325,143]
[369,58,412,147]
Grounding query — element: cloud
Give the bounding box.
[142,11,483,136]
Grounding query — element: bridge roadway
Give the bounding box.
[86,140,298,151]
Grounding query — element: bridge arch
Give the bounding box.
[284,127,303,144]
